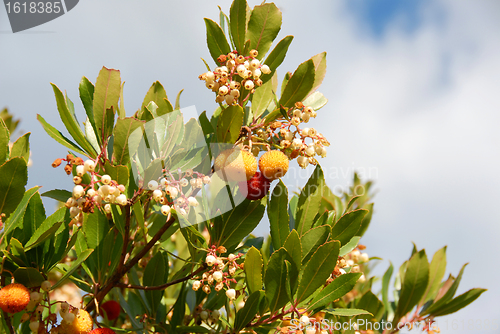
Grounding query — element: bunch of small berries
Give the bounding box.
[199,49,271,106]
[249,102,330,169]
[192,305,220,326]
[146,168,210,217]
[192,246,242,299]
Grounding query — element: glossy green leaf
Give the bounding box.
[0,119,10,164]
[112,117,144,165]
[279,59,315,108]
[419,246,447,307]
[324,308,373,317]
[283,230,302,271]
[10,132,30,163]
[393,250,429,324]
[21,192,46,245]
[13,268,45,288]
[37,114,86,155]
[104,161,129,186]
[252,72,277,118]
[265,248,289,313]
[24,207,66,251]
[307,272,361,311]
[357,202,373,237]
[300,225,330,264]
[144,251,168,316]
[331,209,368,246]
[268,180,289,250]
[303,91,328,111]
[296,240,340,303]
[245,246,263,294]
[41,189,72,202]
[79,77,97,138]
[295,165,325,236]
[204,18,231,64]
[214,198,266,249]
[51,249,93,290]
[0,155,32,225]
[261,35,293,83]
[234,290,265,331]
[430,288,486,316]
[141,81,173,117]
[230,0,248,52]
[93,66,121,141]
[216,105,244,144]
[339,236,361,256]
[51,83,96,157]
[382,262,394,321]
[421,263,468,316]
[246,3,282,58]
[309,52,327,96]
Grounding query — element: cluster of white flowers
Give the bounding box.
[199,49,271,106]
[146,169,211,217]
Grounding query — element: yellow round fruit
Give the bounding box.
[60,309,93,334]
[0,283,30,313]
[258,150,289,181]
[215,149,257,182]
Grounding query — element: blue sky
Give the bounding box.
[1,1,500,332]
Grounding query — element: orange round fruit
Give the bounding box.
[60,309,93,334]
[215,149,257,182]
[0,283,30,313]
[258,150,289,181]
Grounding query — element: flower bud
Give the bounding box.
[148,180,159,190]
[206,255,216,266]
[161,205,171,216]
[226,288,236,300]
[72,185,84,199]
[213,271,223,282]
[192,281,201,291]
[83,160,95,172]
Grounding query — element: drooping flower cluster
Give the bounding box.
[199,49,271,106]
[146,168,211,217]
[192,246,242,299]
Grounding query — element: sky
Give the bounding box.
[1,0,500,332]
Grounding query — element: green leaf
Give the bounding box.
[24,207,66,251]
[245,246,263,294]
[83,210,109,250]
[144,251,168,316]
[230,0,249,52]
[296,240,340,304]
[261,35,293,83]
[141,81,173,117]
[393,250,429,324]
[421,263,468,316]
[265,248,289,313]
[278,59,315,108]
[382,262,394,321]
[175,89,184,110]
[357,291,385,327]
[234,290,265,331]
[112,117,144,165]
[204,18,231,64]
[339,236,361,257]
[331,209,368,246]
[309,52,327,96]
[37,114,86,155]
[268,180,289,250]
[246,3,282,58]
[214,198,266,249]
[307,273,361,311]
[300,225,331,264]
[51,249,93,290]
[0,119,10,164]
[51,83,96,157]
[283,230,302,272]
[216,105,244,144]
[79,77,97,139]
[252,72,277,118]
[13,268,45,288]
[295,165,325,236]
[104,161,129,186]
[1,179,37,237]
[419,246,447,307]
[324,308,372,317]
[430,288,486,316]
[41,189,72,203]
[10,133,30,163]
[303,91,328,111]
[21,192,46,245]
[93,66,121,141]
[118,81,126,119]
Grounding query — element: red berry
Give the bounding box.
[89,329,116,334]
[239,171,270,200]
[100,300,121,320]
